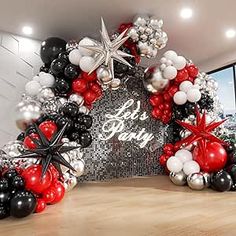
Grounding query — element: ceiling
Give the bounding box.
[1,0,236,70]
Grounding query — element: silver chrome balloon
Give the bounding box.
[69,94,84,106]
[15,99,41,131]
[169,171,187,186]
[37,87,55,103]
[97,66,112,85]
[187,172,206,190]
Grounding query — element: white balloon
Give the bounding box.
[164,50,178,61]
[69,49,82,65]
[25,81,41,96]
[160,63,166,71]
[78,37,95,56]
[39,73,55,87]
[160,57,167,64]
[32,76,40,82]
[172,56,186,70]
[179,81,193,93]
[163,66,177,80]
[173,91,187,105]
[79,56,95,72]
[167,156,183,173]
[187,88,201,103]
[183,160,200,175]
[175,149,192,163]
[166,59,173,66]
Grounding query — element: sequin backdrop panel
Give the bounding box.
[81,76,166,181]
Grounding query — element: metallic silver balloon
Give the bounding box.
[15,99,41,130]
[69,94,84,106]
[169,171,187,186]
[41,98,59,115]
[110,78,121,91]
[79,105,90,114]
[71,159,85,177]
[187,172,206,190]
[37,87,55,103]
[97,66,112,85]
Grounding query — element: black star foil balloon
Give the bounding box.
[17,123,78,178]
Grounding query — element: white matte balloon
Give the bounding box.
[79,56,96,72]
[175,149,193,163]
[187,88,201,103]
[78,37,95,56]
[32,76,40,82]
[163,66,177,80]
[39,73,55,87]
[69,49,82,66]
[167,156,183,173]
[163,50,178,61]
[172,56,186,70]
[25,81,41,96]
[179,81,193,93]
[183,160,200,175]
[173,91,187,105]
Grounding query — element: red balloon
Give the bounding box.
[39,120,57,140]
[175,69,189,83]
[149,94,164,107]
[81,71,97,81]
[35,198,46,213]
[83,90,97,104]
[89,82,103,98]
[164,103,171,111]
[187,64,199,78]
[167,85,179,97]
[23,133,39,149]
[72,77,88,94]
[151,107,163,119]
[159,154,170,167]
[193,142,227,173]
[49,164,59,181]
[22,165,52,194]
[118,22,133,33]
[42,187,56,204]
[162,115,170,124]
[163,143,174,153]
[50,181,65,204]
[163,93,172,101]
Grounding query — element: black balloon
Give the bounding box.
[56,116,73,132]
[64,64,79,80]
[11,176,25,190]
[10,191,36,218]
[40,65,49,73]
[70,132,81,141]
[25,125,37,136]
[79,131,92,148]
[50,58,68,76]
[4,169,18,180]
[230,183,236,191]
[0,192,10,205]
[40,37,66,65]
[60,103,79,117]
[74,123,87,132]
[0,205,9,219]
[211,170,232,192]
[82,115,93,129]
[54,78,70,95]
[0,178,8,192]
[58,51,69,61]
[17,132,25,141]
[74,113,84,124]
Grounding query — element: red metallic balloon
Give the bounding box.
[50,181,65,204]
[149,94,164,107]
[167,85,179,97]
[23,133,39,149]
[35,198,46,213]
[83,90,97,104]
[22,165,52,194]
[187,64,199,78]
[159,154,170,167]
[89,82,103,98]
[175,69,189,83]
[193,142,227,173]
[42,187,56,204]
[39,120,57,140]
[81,71,97,81]
[72,77,88,94]
[49,164,59,181]
[151,107,163,119]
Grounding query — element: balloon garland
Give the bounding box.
[0,15,234,220]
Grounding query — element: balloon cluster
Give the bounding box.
[0,168,36,219]
[128,15,168,58]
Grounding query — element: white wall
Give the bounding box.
[198,49,236,72]
[0,31,42,146]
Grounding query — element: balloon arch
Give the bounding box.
[0,16,235,219]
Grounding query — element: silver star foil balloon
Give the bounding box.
[81,18,133,80]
